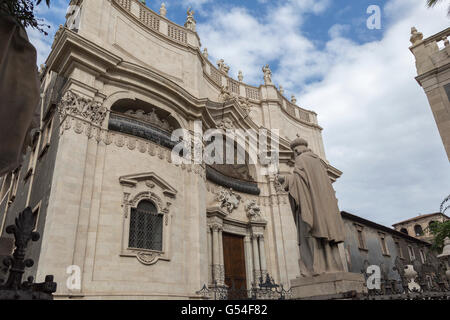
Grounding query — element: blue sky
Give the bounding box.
[30,0,450,227]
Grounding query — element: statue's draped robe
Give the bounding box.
[0,16,39,175]
[283,150,345,276]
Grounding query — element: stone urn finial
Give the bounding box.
[291,95,297,104]
[160,3,167,17]
[410,26,423,46]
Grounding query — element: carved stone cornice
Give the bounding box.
[58,91,107,126]
[60,115,208,182]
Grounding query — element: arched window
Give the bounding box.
[129,200,163,251]
[414,224,424,236]
[400,228,408,235]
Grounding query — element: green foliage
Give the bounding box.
[0,0,51,34]
[427,0,450,15]
[426,220,450,252]
[427,0,440,7]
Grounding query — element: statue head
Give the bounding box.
[290,135,309,156]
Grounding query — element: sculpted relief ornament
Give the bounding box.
[218,85,232,102]
[217,118,234,130]
[124,109,173,132]
[216,188,241,214]
[245,200,263,222]
[58,91,107,126]
[238,97,251,116]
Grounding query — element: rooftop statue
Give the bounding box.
[185,8,196,32]
[238,70,244,82]
[278,136,345,276]
[410,27,423,45]
[217,59,230,74]
[262,64,273,85]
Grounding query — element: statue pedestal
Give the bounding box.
[290,272,366,299]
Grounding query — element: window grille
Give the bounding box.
[129,200,163,251]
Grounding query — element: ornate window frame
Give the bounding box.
[119,172,177,265]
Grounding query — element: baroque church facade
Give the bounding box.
[0,0,347,299]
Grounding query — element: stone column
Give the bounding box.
[212,225,220,284]
[207,226,212,284]
[258,235,267,277]
[218,227,225,285]
[252,234,261,281]
[244,235,254,289]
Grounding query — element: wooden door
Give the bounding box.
[222,233,247,297]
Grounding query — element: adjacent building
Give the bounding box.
[410,26,450,161]
[342,211,434,282]
[392,212,449,243]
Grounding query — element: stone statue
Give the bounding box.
[279,85,284,95]
[262,64,272,85]
[159,3,167,17]
[218,85,231,102]
[217,59,230,74]
[238,71,244,82]
[278,136,345,276]
[202,48,208,59]
[185,8,196,31]
[410,27,423,46]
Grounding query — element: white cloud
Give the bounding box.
[197,0,332,89]
[301,0,450,225]
[328,24,350,38]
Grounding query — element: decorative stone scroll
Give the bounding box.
[58,91,107,126]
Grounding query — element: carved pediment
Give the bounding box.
[119,172,177,198]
